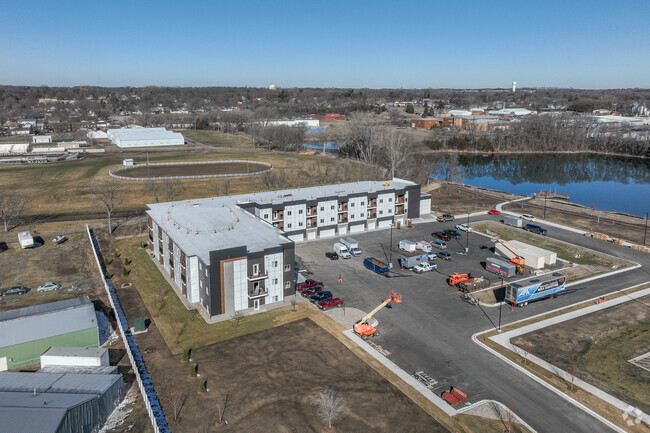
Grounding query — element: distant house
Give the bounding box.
[410,118,443,129]
[0,296,99,370]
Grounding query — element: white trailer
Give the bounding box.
[416,241,432,252]
[399,240,417,252]
[340,237,361,256]
[504,215,523,228]
[18,231,34,249]
[40,347,109,368]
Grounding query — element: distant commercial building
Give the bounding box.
[40,347,109,368]
[410,118,443,129]
[0,371,125,433]
[146,178,430,319]
[488,108,533,116]
[266,119,320,128]
[32,135,52,144]
[0,297,99,370]
[107,127,185,148]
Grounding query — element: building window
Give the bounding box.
[284,281,291,289]
[273,295,279,302]
[205,269,208,276]
[284,264,291,272]
[264,214,269,219]
[389,208,393,214]
[299,209,303,214]
[273,278,278,284]
[351,214,355,219]
[389,197,393,202]
[287,210,292,216]
[252,264,259,275]
[379,210,383,215]
[287,223,292,228]
[320,206,324,211]
[351,202,355,207]
[380,199,383,203]
[299,222,303,227]
[273,261,278,267]
[330,217,335,222]
[320,218,324,223]
[361,201,365,206]
[331,205,335,210]
[361,213,365,218]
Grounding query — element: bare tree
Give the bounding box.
[316,387,344,430]
[568,360,579,392]
[215,391,230,426]
[0,192,27,232]
[92,181,121,234]
[329,112,382,163]
[377,127,413,178]
[167,390,188,422]
[143,179,161,203]
[220,178,231,196]
[162,180,184,202]
[290,296,298,311]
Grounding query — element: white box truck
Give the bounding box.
[333,242,352,259]
[416,241,432,252]
[340,237,361,256]
[504,215,523,228]
[18,231,34,249]
[399,240,417,252]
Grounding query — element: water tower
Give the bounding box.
[512,81,517,93]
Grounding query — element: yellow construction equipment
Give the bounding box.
[354,290,402,339]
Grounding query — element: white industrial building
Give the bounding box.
[107,127,184,148]
[266,119,320,128]
[495,240,556,270]
[146,178,431,319]
[32,135,52,144]
[489,108,533,116]
[41,347,109,368]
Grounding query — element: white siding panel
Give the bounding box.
[288,233,304,242]
[349,223,364,233]
[378,219,392,228]
[265,252,284,303]
[233,258,248,311]
[188,256,200,303]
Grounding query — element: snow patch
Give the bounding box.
[96,310,118,347]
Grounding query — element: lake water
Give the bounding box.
[302,142,339,150]
[426,153,650,217]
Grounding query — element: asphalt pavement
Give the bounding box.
[295,214,650,433]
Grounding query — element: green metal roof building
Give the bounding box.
[0,297,99,370]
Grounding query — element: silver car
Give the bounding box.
[37,281,61,292]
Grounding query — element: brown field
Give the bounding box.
[116,161,269,179]
[512,295,650,413]
[427,182,521,215]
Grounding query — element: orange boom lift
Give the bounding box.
[353,291,402,339]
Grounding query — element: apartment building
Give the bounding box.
[146,178,430,319]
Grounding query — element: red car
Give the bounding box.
[317,298,343,310]
[432,231,451,241]
[488,209,501,215]
[301,287,323,297]
[297,279,322,291]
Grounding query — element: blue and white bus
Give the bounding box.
[505,272,566,307]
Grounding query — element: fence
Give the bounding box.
[86,225,170,433]
[109,159,273,181]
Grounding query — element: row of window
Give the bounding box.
[261,196,407,220]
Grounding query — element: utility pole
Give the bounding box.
[644,212,648,246]
[543,193,547,220]
[389,223,394,267]
[465,213,470,253]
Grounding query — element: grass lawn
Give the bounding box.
[579,323,650,413]
[471,221,630,268]
[181,129,253,148]
[0,147,376,217]
[113,237,311,355]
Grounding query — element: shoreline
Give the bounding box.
[421,149,649,159]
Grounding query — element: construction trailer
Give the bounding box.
[485,257,517,278]
[399,250,429,269]
[505,272,567,307]
[495,240,555,269]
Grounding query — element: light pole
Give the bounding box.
[543,193,547,220]
[644,212,648,246]
[465,213,470,253]
[389,223,393,267]
[498,277,504,332]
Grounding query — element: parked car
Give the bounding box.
[296,280,322,291]
[432,231,451,241]
[413,262,437,273]
[301,287,323,297]
[1,286,30,296]
[309,291,333,302]
[524,223,548,235]
[317,298,343,310]
[445,229,461,239]
[455,223,473,232]
[52,235,68,245]
[437,214,455,222]
[521,214,536,221]
[37,282,61,292]
[436,251,452,260]
[487,209,501,215]
[426,252,438,261]
[432,239,447,249]
[325,251,339,260]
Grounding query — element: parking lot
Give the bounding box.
[295,215,649,433]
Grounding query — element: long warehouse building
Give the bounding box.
[107,127,184,148]
[146,178,431,319]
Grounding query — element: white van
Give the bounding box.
[522,214,536,221]
[399,240,417,252]
[333,243,352,259]
[416,241,432,252]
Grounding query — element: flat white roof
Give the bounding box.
[42,347,107,358]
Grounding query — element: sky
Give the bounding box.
[1,0,649,89]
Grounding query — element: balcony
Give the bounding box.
[248,287,268,299]
[272,211,284,222]
[248,273,268,281]
[397,195,405,204]
[338,202,348,212]
[395,205,405,215]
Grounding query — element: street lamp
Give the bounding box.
[498,277,504,332]
[644,212,648,246]
[465,213,470,253]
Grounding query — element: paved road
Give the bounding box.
[295,214,649,433]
